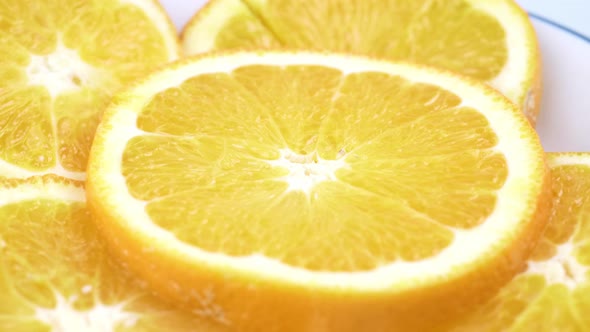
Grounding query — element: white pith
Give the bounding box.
[26,42,95,98]
[526,241,588,289]
[90,52,544,292]
[182,0,537,109]
[0,158,86,181]
[267,149,346,194]
[0,180,85,205]
[548,154,590,168]
[35,292,139,332]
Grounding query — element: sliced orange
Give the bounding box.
[87,51,550,331]
[0,0,179,180]
[0,175,224,331]
[449,153,590,331]
[181,0,541,123]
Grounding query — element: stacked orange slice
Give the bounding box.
[0,176,222,331]
[181,0,541,123]
[87,51,550,331]
[0,0,178,180]
[449,153,590,331]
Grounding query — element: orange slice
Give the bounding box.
[449,153,590,331]
[0,0,179,180]
[181,0,541,123]
[0,176,224,331]
[87,51,550,331]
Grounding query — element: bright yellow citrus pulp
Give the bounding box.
[0,176,224,332]
[450,153,590,331]
[87,52,550,331]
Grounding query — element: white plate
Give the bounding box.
[529,14,590,152]
[160,0,590,153]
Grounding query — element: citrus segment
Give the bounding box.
[0,0,179,179]
[231,65,342,153]
[450,153,590,332]
[137,72,284,143]
[339,151,506,229]
[182,0,541,123]
[87,52,550,331]
[0,176,223,332]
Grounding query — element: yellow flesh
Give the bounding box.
[451,160,590,331]
[0,0,172,175]
[0,180,219,332]
[214,0,507,81]
[123,64,507,272]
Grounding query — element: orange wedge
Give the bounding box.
[0,176,225,331]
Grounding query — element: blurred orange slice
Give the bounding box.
[0,0,179,180]
[182,0,541,123]
[450,153,590,331]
